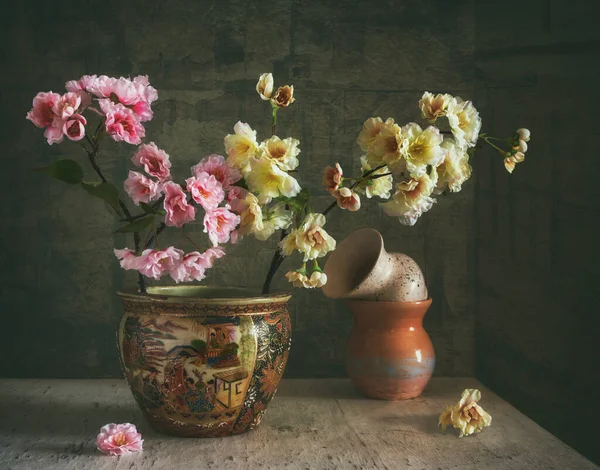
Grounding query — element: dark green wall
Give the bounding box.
[473,0,600,464]
[0,0,476,379]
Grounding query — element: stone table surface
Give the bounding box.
[0,378,596,470]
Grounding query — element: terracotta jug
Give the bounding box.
[345,298,435,400]
[321,228,427,302]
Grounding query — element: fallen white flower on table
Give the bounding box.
[439,388,492,437]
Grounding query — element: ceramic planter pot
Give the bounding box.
[346,298,435,400]
[117,286,292,437]
[322,228,427,302]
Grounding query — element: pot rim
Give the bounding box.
[118,285,292,306]
[345,297,432,307]
[322,227,384,298]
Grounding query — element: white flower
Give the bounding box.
[436,138,472,193]
[447,97,482,148]
[280,213,336,261]
[333,187,361,212]
[271,85,295,107]
[254,203,293,241]
[357,117,385,152]
[224,121,259,173]
[256,73,274,100]
[439,389,492,437]
[259,136,300,171]
[304,271,328,288]
[419,92,453,122]
[359,156,393,199]
[380,167,438,226]
[245,158,301,199]
[516,128,531,142]
[401,123,445,177]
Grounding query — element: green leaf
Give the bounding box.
[81,181,120,212]
[279,188,311,213]
[116,215,155,233]
[140,202,166,216]
[36,159,84,184]
[140,202,155,213]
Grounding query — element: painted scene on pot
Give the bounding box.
[120,314,271,434]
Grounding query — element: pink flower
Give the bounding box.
[186,172,225,211]
[96,423,143,456]
[114,248,140,271]
[131,100,153,122]
[52,92,81,119]
[170,251,207,283]
[65,74,98,92]
[124,171,161,205]
[62,114,87,141]
[203,205,240,247]
[44,117,65,145]
[100,99,145,145]
[133,75,158,104]
[323,163,343,193]
[192,155,241,189]
[26,91,61,128]
[132,142,172,181]
[137,247,183,280]
[163,182,195,228]
[203,246,226,266]
[227,186,248,203]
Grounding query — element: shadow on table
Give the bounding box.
[0,394,162,439]
[276,379,365,400]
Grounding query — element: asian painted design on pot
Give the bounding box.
[117,286,292,437]
[346,298,434,400]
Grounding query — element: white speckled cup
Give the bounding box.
[322,228,427,302]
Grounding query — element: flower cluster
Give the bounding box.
[115,246,225,283]
[439,388,492,437]
[503,128,530,173]
[118,147,242,282]
[26,74,157,146]
[27,73,530,293]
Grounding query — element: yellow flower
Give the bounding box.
[256,73,274,100]
[439,388,492,437]
[436,138,472,193]
[402,123,445,177]
[246,158,301,199]
[285,270,309,288]
[447,97,482,149]
[504,156,516,173]
[224,121,259,173]
[254,203,292,241]
[369,118,407,167]
[232,192,264,238]
[279,231,299,256]
[380,167,438,226]
[271,85,295,107]
[359,156,393,199]
[280,213,336,261]
[419,92,453,122]
[259,136,300,171]
[357,117,385,152]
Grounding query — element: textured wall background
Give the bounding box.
[0,0,476,379]
[473,0,600,463]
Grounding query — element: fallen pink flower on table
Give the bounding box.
[96,423,143,456]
